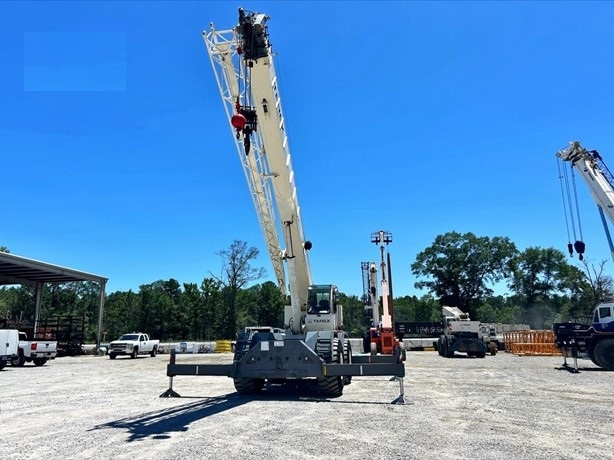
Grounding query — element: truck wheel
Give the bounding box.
[33,358,48,366]
[588,344,597,365]
[400,341,407,362]
[0,361,5,370]
[233,378,265,394]
[445,341,454,358]
[593,339,614,370]
[131,347,138,359]
[11,351,25,367]
[317,339,344,397]
[343,338,352,385]
[109,353,117,360]
[150,347,157,357]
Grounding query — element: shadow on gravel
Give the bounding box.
[90,393,248,441]
[249,380,402,405]
[91,382,398,442]
[171,380,392,404]
[555,365,608,373]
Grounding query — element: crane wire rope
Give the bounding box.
[560,158,579,243]
[571,164,585,242]
[557,158,573,245]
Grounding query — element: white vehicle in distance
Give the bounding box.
[108,333,159,359]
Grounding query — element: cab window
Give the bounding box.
[598,306,612,320]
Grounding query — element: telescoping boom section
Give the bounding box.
[162,8,405,403]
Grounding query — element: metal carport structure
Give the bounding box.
[0,252,108,349]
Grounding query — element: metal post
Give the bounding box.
[562,348,569,367]
[160,349,181,398]
[33,282,43,336]
[391,376,408,405]
[96,280,106,353]
[571,343,579,373]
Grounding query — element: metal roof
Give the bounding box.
[0,252,108,286]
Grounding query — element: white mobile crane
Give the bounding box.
[162,8,406,400]
[554,141,614,371]
[436,306,488,358]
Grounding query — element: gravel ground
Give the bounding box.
[1,350,613,460]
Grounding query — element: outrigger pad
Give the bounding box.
[159,388,181,398]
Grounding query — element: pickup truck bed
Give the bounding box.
[12,332,57,367]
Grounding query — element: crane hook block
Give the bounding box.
[567,243,574,257]
[574,240,586,256]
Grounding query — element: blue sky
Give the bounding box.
[2,1,614,298]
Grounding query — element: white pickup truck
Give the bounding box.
[0,329,19,370]
[108,333,159,359]
[12,332,57,367]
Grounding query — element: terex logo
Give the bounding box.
[309,319,331,324]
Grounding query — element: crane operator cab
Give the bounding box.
[593,302,614,332]
[305,284,343,332]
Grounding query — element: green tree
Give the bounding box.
[508,247,574,328]
[182,282,203,340]
[411,231,518,318]
[253,281,284,327]
[393,295,440,322]
[137,280,182,339]
[578,259,614,309]
[236,281,283,329]
[338,293,366,337]
[212,240,266,339]
[0,285,34,326]
[104,290,141,340]
[200,277,222,340]
[474,295,523,324]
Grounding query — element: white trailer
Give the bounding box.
[0,329,19,370]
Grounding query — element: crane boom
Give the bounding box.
[203,10,313,330]
[557,141,614,261]
[204,22,286,295]
[557,141,614,225]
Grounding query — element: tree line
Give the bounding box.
[1,233,612,343]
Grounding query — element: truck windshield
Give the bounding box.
[118,334,140,341]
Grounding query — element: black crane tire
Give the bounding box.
[593,339,614,370]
